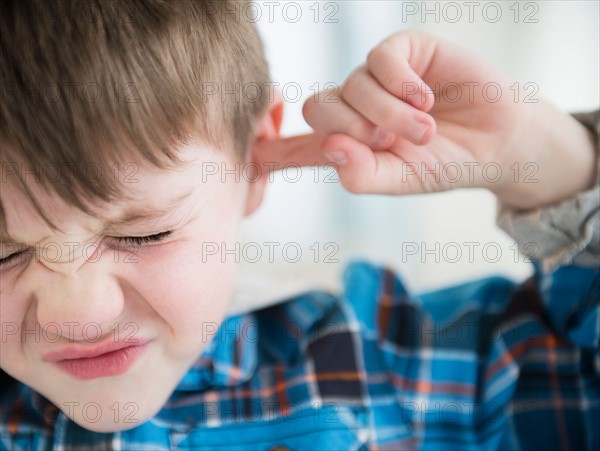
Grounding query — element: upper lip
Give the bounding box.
[43,338,148,362]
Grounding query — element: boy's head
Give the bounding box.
[0,0,283,432]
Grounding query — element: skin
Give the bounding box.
[0,109,280,432]
[258,30,597,209]
[0,30,596,433]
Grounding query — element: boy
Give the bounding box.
[0,1,598,449]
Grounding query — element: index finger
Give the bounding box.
[253,133,332,170]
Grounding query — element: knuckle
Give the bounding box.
[366,45,385,68]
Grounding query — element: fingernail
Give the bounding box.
[324,150,347,165]
[373,127,395,149]
[410,120,429,143]
[407,91,427,106]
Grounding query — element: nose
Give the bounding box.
[34,255,125,341]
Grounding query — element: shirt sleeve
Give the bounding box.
[496,109,600,272]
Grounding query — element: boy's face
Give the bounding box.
[0,141,262,432]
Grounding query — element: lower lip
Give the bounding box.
[54,345,148,380]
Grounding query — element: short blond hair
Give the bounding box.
[0,0,271,236]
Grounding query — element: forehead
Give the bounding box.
[0,142,227,245]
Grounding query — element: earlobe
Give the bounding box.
[243,89,284,217]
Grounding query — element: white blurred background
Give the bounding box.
[229,0,599,313]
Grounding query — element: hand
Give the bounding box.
[255,30,597,209]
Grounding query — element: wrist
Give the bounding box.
[491,100,597,210]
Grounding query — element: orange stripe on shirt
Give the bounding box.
[7,397,22,435]
[274,365,289,416]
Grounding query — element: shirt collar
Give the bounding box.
[174,312,258,391]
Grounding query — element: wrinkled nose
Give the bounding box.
[34,251,124,341]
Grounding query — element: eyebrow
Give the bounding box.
[110,189,195,227]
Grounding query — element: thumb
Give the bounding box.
[321,133,414,195]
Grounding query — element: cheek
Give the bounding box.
[0,280,42,384]
[0,274,28,361]
[0,282,23,325]
[125,215,241,355]
[0,300,21,375]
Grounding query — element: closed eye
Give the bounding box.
[0,251,25,269]
[113,231,173,246]
[0,231,173,270]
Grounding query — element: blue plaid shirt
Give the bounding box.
[1,260,599,450]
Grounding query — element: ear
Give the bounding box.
[243,89,284,217]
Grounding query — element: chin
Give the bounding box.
[71,411,153,433]
[66,392,169,433]
[33,372,182,434]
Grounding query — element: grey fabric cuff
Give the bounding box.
[496,109,599,272]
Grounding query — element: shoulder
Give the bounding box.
[247,259,523,364]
